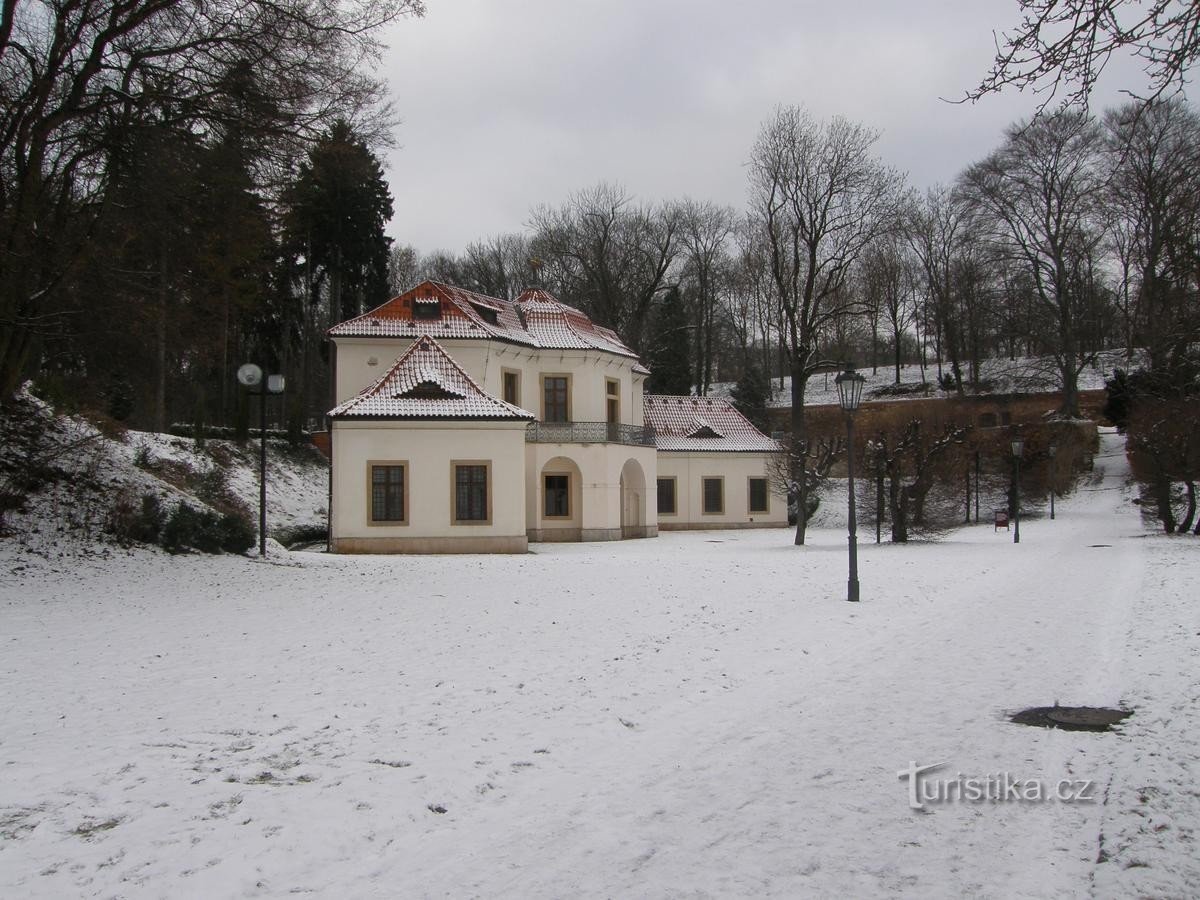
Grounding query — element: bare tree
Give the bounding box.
[959,110,1106,416]
[388,244,421,294]
[867,420,970,542]
[0,0,424,398]
[678,199,736,394]
[460,233,533,300]
[905,185,972,394]
[1102,98,1200,375]
[966,0,1200,113]
[860,235,918,383]
[748,106,904,544]
[529,183,681,353]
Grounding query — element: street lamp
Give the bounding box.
[835,362,866,602]
[237,364,286,556]
[1048,443,1057,520]
[1011,436,1024,544]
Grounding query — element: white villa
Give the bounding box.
[326,281,784,553]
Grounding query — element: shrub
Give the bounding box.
[160,504,203,554]
[160,503,256,554]
[216,510,256,554]
[107,492,167,545]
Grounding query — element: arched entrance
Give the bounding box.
[538,456,583,541]
[619,458,648,539]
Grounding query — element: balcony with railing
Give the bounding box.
[526,421,656,446]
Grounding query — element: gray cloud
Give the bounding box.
[380,0,1152,254]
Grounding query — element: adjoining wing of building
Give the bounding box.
[326,281,785,553]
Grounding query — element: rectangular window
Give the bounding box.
[606,378,620,424]
[702,477,724,515]
[543,375,570,423]
[749,477,769,514]
[413,298,441,320]
[544,474,570,518]
[370,464,406,523]
[454,463,489,523]
[503,370,520,407]
[657,478,677,515]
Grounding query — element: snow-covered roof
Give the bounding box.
[644,395,781,452]
[330,281,648,373]
[330,336,535,421]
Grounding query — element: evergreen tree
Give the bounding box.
[285,120,394,330]
[731,363,772,432]
[645,287,693,395]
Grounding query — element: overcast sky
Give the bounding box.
[379,0,1149,255]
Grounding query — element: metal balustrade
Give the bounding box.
[526,421,656,446]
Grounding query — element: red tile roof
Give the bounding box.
[330,281,648,372]
[643,395,781,452]
[330,336,535,421]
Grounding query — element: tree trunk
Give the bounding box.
[791,363,809,546]
[1180,480,1196,534]
[1150,470,1177,533]
[888,472,908,542]
[893,328,902,384]
[154,252,168,434]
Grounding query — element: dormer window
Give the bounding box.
[397,380,463,400]
[687,420,724,439]
[413,298,441,320]
[470,302,499,325]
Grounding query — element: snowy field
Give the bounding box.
[1,430,1197,898]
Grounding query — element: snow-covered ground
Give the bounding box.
[1,430,1196,898]
[710,350,1140,408]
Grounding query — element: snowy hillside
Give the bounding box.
[711,350,1140,408]
[0,392,329,557]
[1,429,1196,898]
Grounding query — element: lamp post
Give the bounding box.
[1048,443,1057,520]
[1011,436,1024,544]
[835,363,866,602]
[237,364,286,556]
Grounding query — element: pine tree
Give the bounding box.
[645,286,693,395]
[731,363,771,432]
[285,120,394,329]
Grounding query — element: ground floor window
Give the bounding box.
[370,463,406,523]
[749,477,769,513]
[544,474,570,518]
[657,477,677,515]
[702,477,724,515]
[453,463,490,523]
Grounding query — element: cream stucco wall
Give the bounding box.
[655,451,787,529]
[334,337,644,425]
[331,420,528,552]
[524,441,657,541]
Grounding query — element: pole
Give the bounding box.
[259,387,267,557]
[1013,455,1021,545]
[846,414,860,602]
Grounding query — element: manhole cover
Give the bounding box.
[1089,544,1112,548]
[1011,706,1131,733]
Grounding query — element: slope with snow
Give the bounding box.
[710,350,1139,409]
